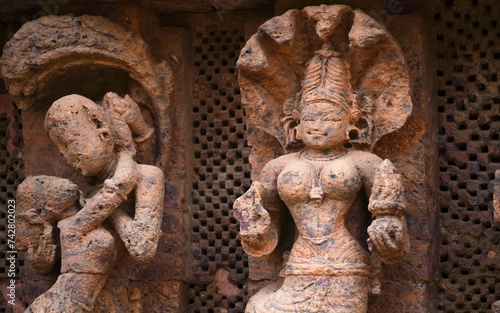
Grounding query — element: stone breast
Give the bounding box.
[277,160,313,205]
[320,158,361,201]
[277,157,361,205]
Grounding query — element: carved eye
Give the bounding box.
[324,116,341,122]
[301,115,316,122]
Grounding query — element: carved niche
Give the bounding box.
[1,14,173,169]
[234,4,418,313]
[0,14,182,311]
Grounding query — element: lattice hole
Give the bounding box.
[432,0,500,311]
[189,27,250,313]
[0,104,26,312]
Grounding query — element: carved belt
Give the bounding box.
[284,262,372,277]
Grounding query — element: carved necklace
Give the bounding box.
[300,149,347,207]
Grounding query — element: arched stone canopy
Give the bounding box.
[237,5,412,152]
[0,14,173,167]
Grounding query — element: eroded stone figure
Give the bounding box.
[234,5,411,313]
[17,93,164,312]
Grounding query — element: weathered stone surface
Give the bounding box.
[92,279,187,312]
[369,281,434,313]
[0,14,173,169]
[16,91,165,312]
[493,171,500,312]
[0,94,19,157]
[275,0,386,16]
[370,14,439,312]
[2,11,190,310]
[0,0,273,14]
[234,5,415,312]
[494,170,500,224]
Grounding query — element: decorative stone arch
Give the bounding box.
[0,14,173,168]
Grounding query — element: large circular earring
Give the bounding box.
[344,126,359,149]
[347,126,359,141]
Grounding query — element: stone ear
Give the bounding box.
[349,94,361,124]
[294,123,302,141]
[283,115,301,147]
[349,110,361,124]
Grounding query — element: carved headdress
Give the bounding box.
[282,43,362,147]
[237,4,412,152]
[283,10,365,148]
[299,5,358,115]
[300,46,353,112]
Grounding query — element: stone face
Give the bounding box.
[0,14,174,171]
[234,5,415,312]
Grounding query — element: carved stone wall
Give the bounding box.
[0,5,190,312]
[0,96,26,309]
[237,4,438,312]
[0,0,498,312]
[188,21,252,313]
[423,0,500,311]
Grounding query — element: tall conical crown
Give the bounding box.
[300,42,354,114]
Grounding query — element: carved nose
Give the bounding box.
[311,121,322,130]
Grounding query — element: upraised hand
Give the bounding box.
[234,182,269,233]
[233,182,278,257]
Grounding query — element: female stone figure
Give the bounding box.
[234,5,411,312]
[17,92,164,312]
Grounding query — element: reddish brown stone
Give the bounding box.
[234,5,418,312]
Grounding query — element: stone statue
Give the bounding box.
[17,93,164,312]
[234,5,412,313]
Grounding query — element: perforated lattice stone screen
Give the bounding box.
[189,27,251,313]
[1,2,499,312]
[431,0,500,311]
[0,103,25,312]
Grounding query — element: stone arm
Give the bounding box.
[103,92,154,154]
[233,158,285,258]
[59,151,138,235]
[26,222,57,275]
[359,155,410,264]
[108,165,165,261]
[17,175,80,275]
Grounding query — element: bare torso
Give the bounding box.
[273,150,379,269]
